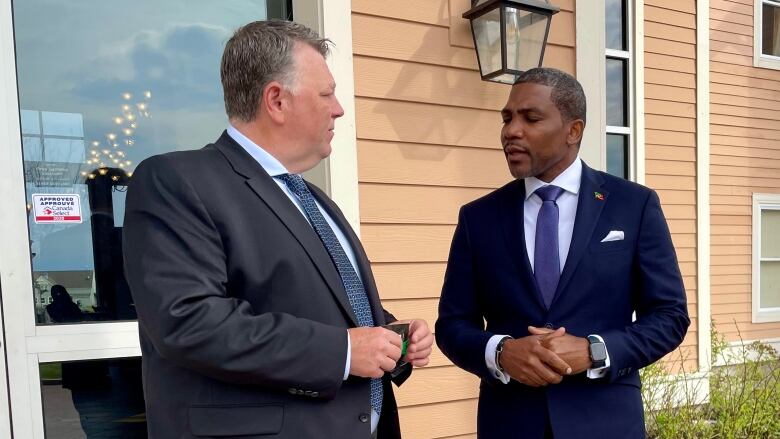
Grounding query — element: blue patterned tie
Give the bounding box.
[534,185,564,309]
[278,173,382,417]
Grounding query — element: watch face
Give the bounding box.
[591,343,607,361]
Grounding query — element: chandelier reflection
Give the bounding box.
[81,90,152,180]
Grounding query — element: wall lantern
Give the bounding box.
[463,0,559,84]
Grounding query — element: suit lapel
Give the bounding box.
[212,132,359,326]
[551,162,607,307]
[499,180,548,310]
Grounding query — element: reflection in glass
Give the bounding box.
[606,58,627,127]
[40,358,147,438]
[504,6,549,74]
[13,0,282,325]
[763,3,780,57]
[473,8,503,79]
[761,209,780,257]
[760,261,780,308]
[606,134,627,179]
[606,0,626,51]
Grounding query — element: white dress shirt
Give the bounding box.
[227,126,379,432]
[484,158,610,383]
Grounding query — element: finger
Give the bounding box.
[534,360,564,384]
[410,357,429,367]
[528,326,553,335]
[537,348,572,375]
[541,327,566,340]
[380,356,397,372]
[383,329,403,347]
[408,333,434,352]
[405,347,431,361]
[386,343,402,362]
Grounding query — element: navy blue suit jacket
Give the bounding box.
[436,161,690,439]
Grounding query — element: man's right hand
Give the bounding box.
[348,327,403,378]
[498,327,572,387]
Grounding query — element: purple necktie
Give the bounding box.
[534,185,564,309]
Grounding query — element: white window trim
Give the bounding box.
[754,0,780,70]
[295,0,360,234]
[752,193,780,323]
[576,0,644,184]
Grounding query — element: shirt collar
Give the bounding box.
[226,124,290,177]
[524,157,582,200]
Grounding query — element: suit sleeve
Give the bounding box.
[600,190,691,381]
[123,156,346,399]
[436,207,494,380]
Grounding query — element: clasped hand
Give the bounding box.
[499,326,591,387]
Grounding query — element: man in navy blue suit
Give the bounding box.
[435,68,689,439]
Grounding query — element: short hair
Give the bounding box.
[514,68,586,124]
[220,20,331,122]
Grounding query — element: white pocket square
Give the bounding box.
[600,230,624,243]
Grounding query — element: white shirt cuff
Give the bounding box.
[485,334,511,384]
[344,330,351,381]
[586,334,610,379]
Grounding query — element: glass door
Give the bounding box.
[0,1,291,436]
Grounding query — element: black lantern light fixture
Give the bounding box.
[463,0,559,84]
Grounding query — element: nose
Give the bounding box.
[502,119,524,142]
[332,96,345,119]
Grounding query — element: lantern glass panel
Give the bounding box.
[472,7,503,78]
[504,6,549,73]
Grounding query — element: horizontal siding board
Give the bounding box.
[645,145,696,161]
[352,0,449,26]
[644,70,696,90]
[353,56,507,111]
[359,183,490,224]
[644,21,695,44]
[355,98,498,149]
[398,399,478,439]
[645,5,696,28]
[357,140,508,188]
[372,262,446,300]
[394,365,479,407]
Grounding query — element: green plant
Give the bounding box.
[642,321,780,439]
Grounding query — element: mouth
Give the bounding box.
[503,144,530,159]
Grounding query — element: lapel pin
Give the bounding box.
[594,191,604,201]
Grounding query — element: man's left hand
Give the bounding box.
[397,319,433,367]
[528,326,591,375]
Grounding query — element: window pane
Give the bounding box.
[760,261,780,308]
[13,0,285,324]
[606,134,628,179]
[761,209,780,257]
[606,58,627,127]
[606,0,626,51]
[41,358,146,438]
[762,3,780,57]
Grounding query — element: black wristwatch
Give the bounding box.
[587,335,607,369]
[495,336,512,373]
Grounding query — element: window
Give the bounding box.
[13,0,292,326]
[755,0,780,69]
[605,0,632,179]
[753,193,780,323]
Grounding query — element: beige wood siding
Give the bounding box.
[352,0,575,437]
[644,0,699,371]
[710,0,780,342]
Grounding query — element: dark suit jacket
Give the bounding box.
[435,161,690,439]
[123,131,410,438]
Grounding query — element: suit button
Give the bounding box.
[310,391,319,398]
[358,413,369,423]
[544,323,553,329]
[288,388,297,395]
[297,389,305,395]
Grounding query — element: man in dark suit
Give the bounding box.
[435,68,690,439]
[123,20,433,438]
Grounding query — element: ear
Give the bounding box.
[566,119,585,146]
[262,81,287,124]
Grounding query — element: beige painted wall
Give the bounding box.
[709,0,780,342]
[643,0,699,371]
[351,0,575,437]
